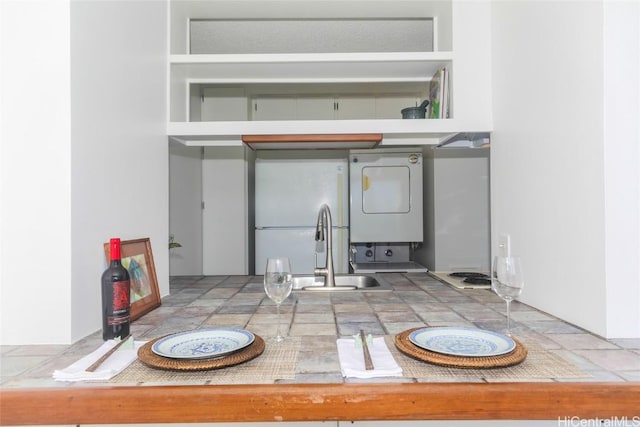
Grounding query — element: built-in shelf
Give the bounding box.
[166,118,485,147]
[167,50,494,146]
[170,52,453,82]
[167,1,494,147]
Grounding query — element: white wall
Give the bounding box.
[69,0,169,343]
[638,4,640,332]
[602,1,640,337]
[0,0,168,345]
[491,0,606,335]
[491,1,640,338]
[169,142,203,275]
[1,0,73,344]
[451,0,492,131]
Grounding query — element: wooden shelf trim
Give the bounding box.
[1,382,639,425]
[242,133,383,143]
[242,133,383,149]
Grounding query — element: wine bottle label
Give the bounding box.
[108,279,130,326]
[112,279,131,312]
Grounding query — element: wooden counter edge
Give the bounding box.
[2,382,639,425]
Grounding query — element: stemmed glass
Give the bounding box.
[264,257,293,342]
[491,256,524,337]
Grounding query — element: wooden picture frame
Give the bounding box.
[104,237,161,321]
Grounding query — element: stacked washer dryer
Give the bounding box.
[349,148,428,273]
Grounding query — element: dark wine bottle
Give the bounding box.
[101,238,131,340]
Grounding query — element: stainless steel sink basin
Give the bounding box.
[291,274,392,291]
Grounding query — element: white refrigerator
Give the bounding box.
[255,155,349,275]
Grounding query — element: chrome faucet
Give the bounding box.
[314,204,336,287]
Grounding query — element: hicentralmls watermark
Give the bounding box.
[558,417,640,427]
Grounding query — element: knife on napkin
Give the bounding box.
[336,336,402,378]
[85,335,132,372]
[359,329,374,370]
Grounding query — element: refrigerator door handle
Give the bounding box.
[336,171,346,227]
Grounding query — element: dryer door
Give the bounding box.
[350,150,423,243]
[362,165,411,213]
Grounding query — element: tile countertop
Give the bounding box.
[1,273,640,424]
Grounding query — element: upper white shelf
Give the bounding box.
[166,118,492,147]
[170,52,453,83]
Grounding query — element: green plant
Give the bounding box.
[169,234,182,249]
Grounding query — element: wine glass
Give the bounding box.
[264,257,293,342]
[491,256,524,337]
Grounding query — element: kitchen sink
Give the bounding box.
[291,274,392,291]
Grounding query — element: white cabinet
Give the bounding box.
[251,97,297,121]
[252,96,335,120]
[201,87,248,121]
[249,94,417,121]
[296,96,335,120]
[336,96,376,120]
[375,95,420,119]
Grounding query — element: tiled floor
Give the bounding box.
[1,273,639,387]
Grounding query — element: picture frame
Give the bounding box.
[104,237,161,321]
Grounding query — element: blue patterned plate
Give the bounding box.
[408,327,515,357]
[152,328,255,360]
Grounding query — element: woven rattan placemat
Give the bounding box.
[387,334,590,380]
[112,335,301,385]
[394,327,527,369]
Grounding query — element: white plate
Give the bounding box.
[408,327,516,357]
[152,328,255,360]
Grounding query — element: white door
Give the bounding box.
[349,150,423,243]
[169,142,203,275]
[362,166,411,213]
[202,147,247,275]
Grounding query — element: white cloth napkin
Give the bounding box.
[53,338,146,382]
[336,337,403,379]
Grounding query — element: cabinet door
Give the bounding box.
[201,87,248,121]
[335,96,376,120]
[296,96,335,120]
[375,95,421,119]
[252,97,297,120]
